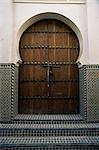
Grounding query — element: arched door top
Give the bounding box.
[16,13,83,64]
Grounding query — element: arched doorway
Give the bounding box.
[18,19,79,114]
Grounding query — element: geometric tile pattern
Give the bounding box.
[79,65,87,120]
[86,65,99,122]
[0,63,99,149]
[0,64,99,122]
[14,114,83,121]
[0,123,99,137]
[1,122,99,129]
[79,65,99,122]
[0,146,99,150]
[0,64,12,121]
[0,145,99,150]
[1,136,99,147]
[1,129,98,137]
[0,64,18,121]
[11,65,18,119]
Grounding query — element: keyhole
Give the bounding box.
[49,70,53,76]
[49,69,53,81]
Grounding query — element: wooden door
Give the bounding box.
[19,19,79,114]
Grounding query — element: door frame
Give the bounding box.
[10,12,86,121]
[18,19,80,114]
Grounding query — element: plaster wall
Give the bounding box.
[0,0,13,63]
[86,0,99,64]
[0,0,99,64]
[0,0,88,65]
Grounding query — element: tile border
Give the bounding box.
[0,63,99,122]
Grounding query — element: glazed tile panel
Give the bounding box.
[0,64,99,122]
[0,64,12,121]
[86,65,99,122]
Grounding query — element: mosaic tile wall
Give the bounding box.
[0,64,18,121]
[86,65,99,122]
[79,65,87,120]
[0,64,99,122]
[0,64,12,121]
[11,65,18,119]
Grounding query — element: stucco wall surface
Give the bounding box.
[0,0,99,65]
[86,0,99,64]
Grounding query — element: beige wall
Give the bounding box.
[0,0,99,65]
[87,0,99,64]
[0,0,13,62]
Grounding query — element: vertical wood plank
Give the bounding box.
[19,19,79,114]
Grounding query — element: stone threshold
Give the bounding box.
[13,114,83,121]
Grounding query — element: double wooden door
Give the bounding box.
[19,19,79,114]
